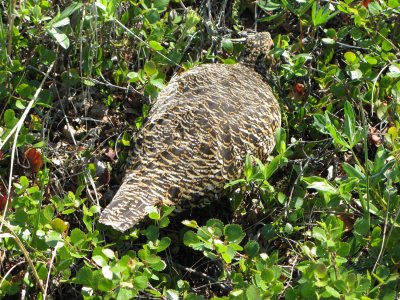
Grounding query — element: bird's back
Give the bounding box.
[99,63,280,231]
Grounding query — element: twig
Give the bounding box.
[0,218,46,295]
[43,248,57,299]
[336,42,369,51]
[0,260,25,291]
[7,0,17,56]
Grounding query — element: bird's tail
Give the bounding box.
[98,173,160,232]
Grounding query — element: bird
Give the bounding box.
[99,32,281,232]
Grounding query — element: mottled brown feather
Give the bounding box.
[99,33,281,232]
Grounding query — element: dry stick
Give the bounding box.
[7,0,17,56]
[0,218,46,295]
[43,248,57,299]
[0,259,25,290]
[0,62,54,233]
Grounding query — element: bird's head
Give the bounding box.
[238,31,274,74]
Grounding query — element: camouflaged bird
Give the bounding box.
[99,32,281,231]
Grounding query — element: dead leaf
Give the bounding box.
[293,82,305,97]
[361,0,371,8]
[368,127,382,146]
[0,183,8,211]
[24,148,44,173]
[103,148,116,161]
[338,214,356,232]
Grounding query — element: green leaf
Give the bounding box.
[20,176,29,188]
[343,100,356,145]
[220,245,237,263]
[184,293,205,300]
[368,2,382,15]
[51,218,68,233]
[94,272,113,292]
[156,237,171,252]
[182,219,199,229]
[149,78,165,89]
[153,0,169,11]
[149,40,164,51]
[45,231,64,249]
[284,223,293,234]
[16,83,36,98]
[102,249,115,260]
[47,27,70,49]
[244,154,253,180]
[349,69,362,80]
[342,163,365,181]
[354,217,369,237]
[145,206,160,220]
[83,79,95,86]
[261,268,275,283]
[325,286,340,298]
[92,255,107,267]
[51,17,70,28]
[127,71,140,82]
[144,61,158,76]
[101,266,113,280]
[246,285,261,300]
[121,131,131,146]
[166,289,180,300]
[303,176,337,194]
[325,113,350,149]
[224,224,245,244]
[70,228,86,246]
[344,51,357,64]
[262,224,276,239]
[145,225,159,241]
[321,38,336,45]
[364,55,378,65]
[264,154,285,181]
[275,127,286,155]
[224,178,246,188]
[206,219,224,232]
[48,2,83,26]
[183,231,201,247]
[4,109,18,128]
[150,259,167,271]
[337,242,350,257]
[315,263,327,278]
[74,266,93,286]
[116,288,136,300]
[244,240,259,258]
[313,227,327,242]
[222,38,234,52]
[311,2,339,26]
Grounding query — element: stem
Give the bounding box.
[7,0,17,56]
[0,216,45,295]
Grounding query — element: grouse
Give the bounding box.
[99,32,281,231]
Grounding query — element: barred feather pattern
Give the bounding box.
[99,36,281,232]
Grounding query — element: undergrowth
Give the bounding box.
[0,0,399,299]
